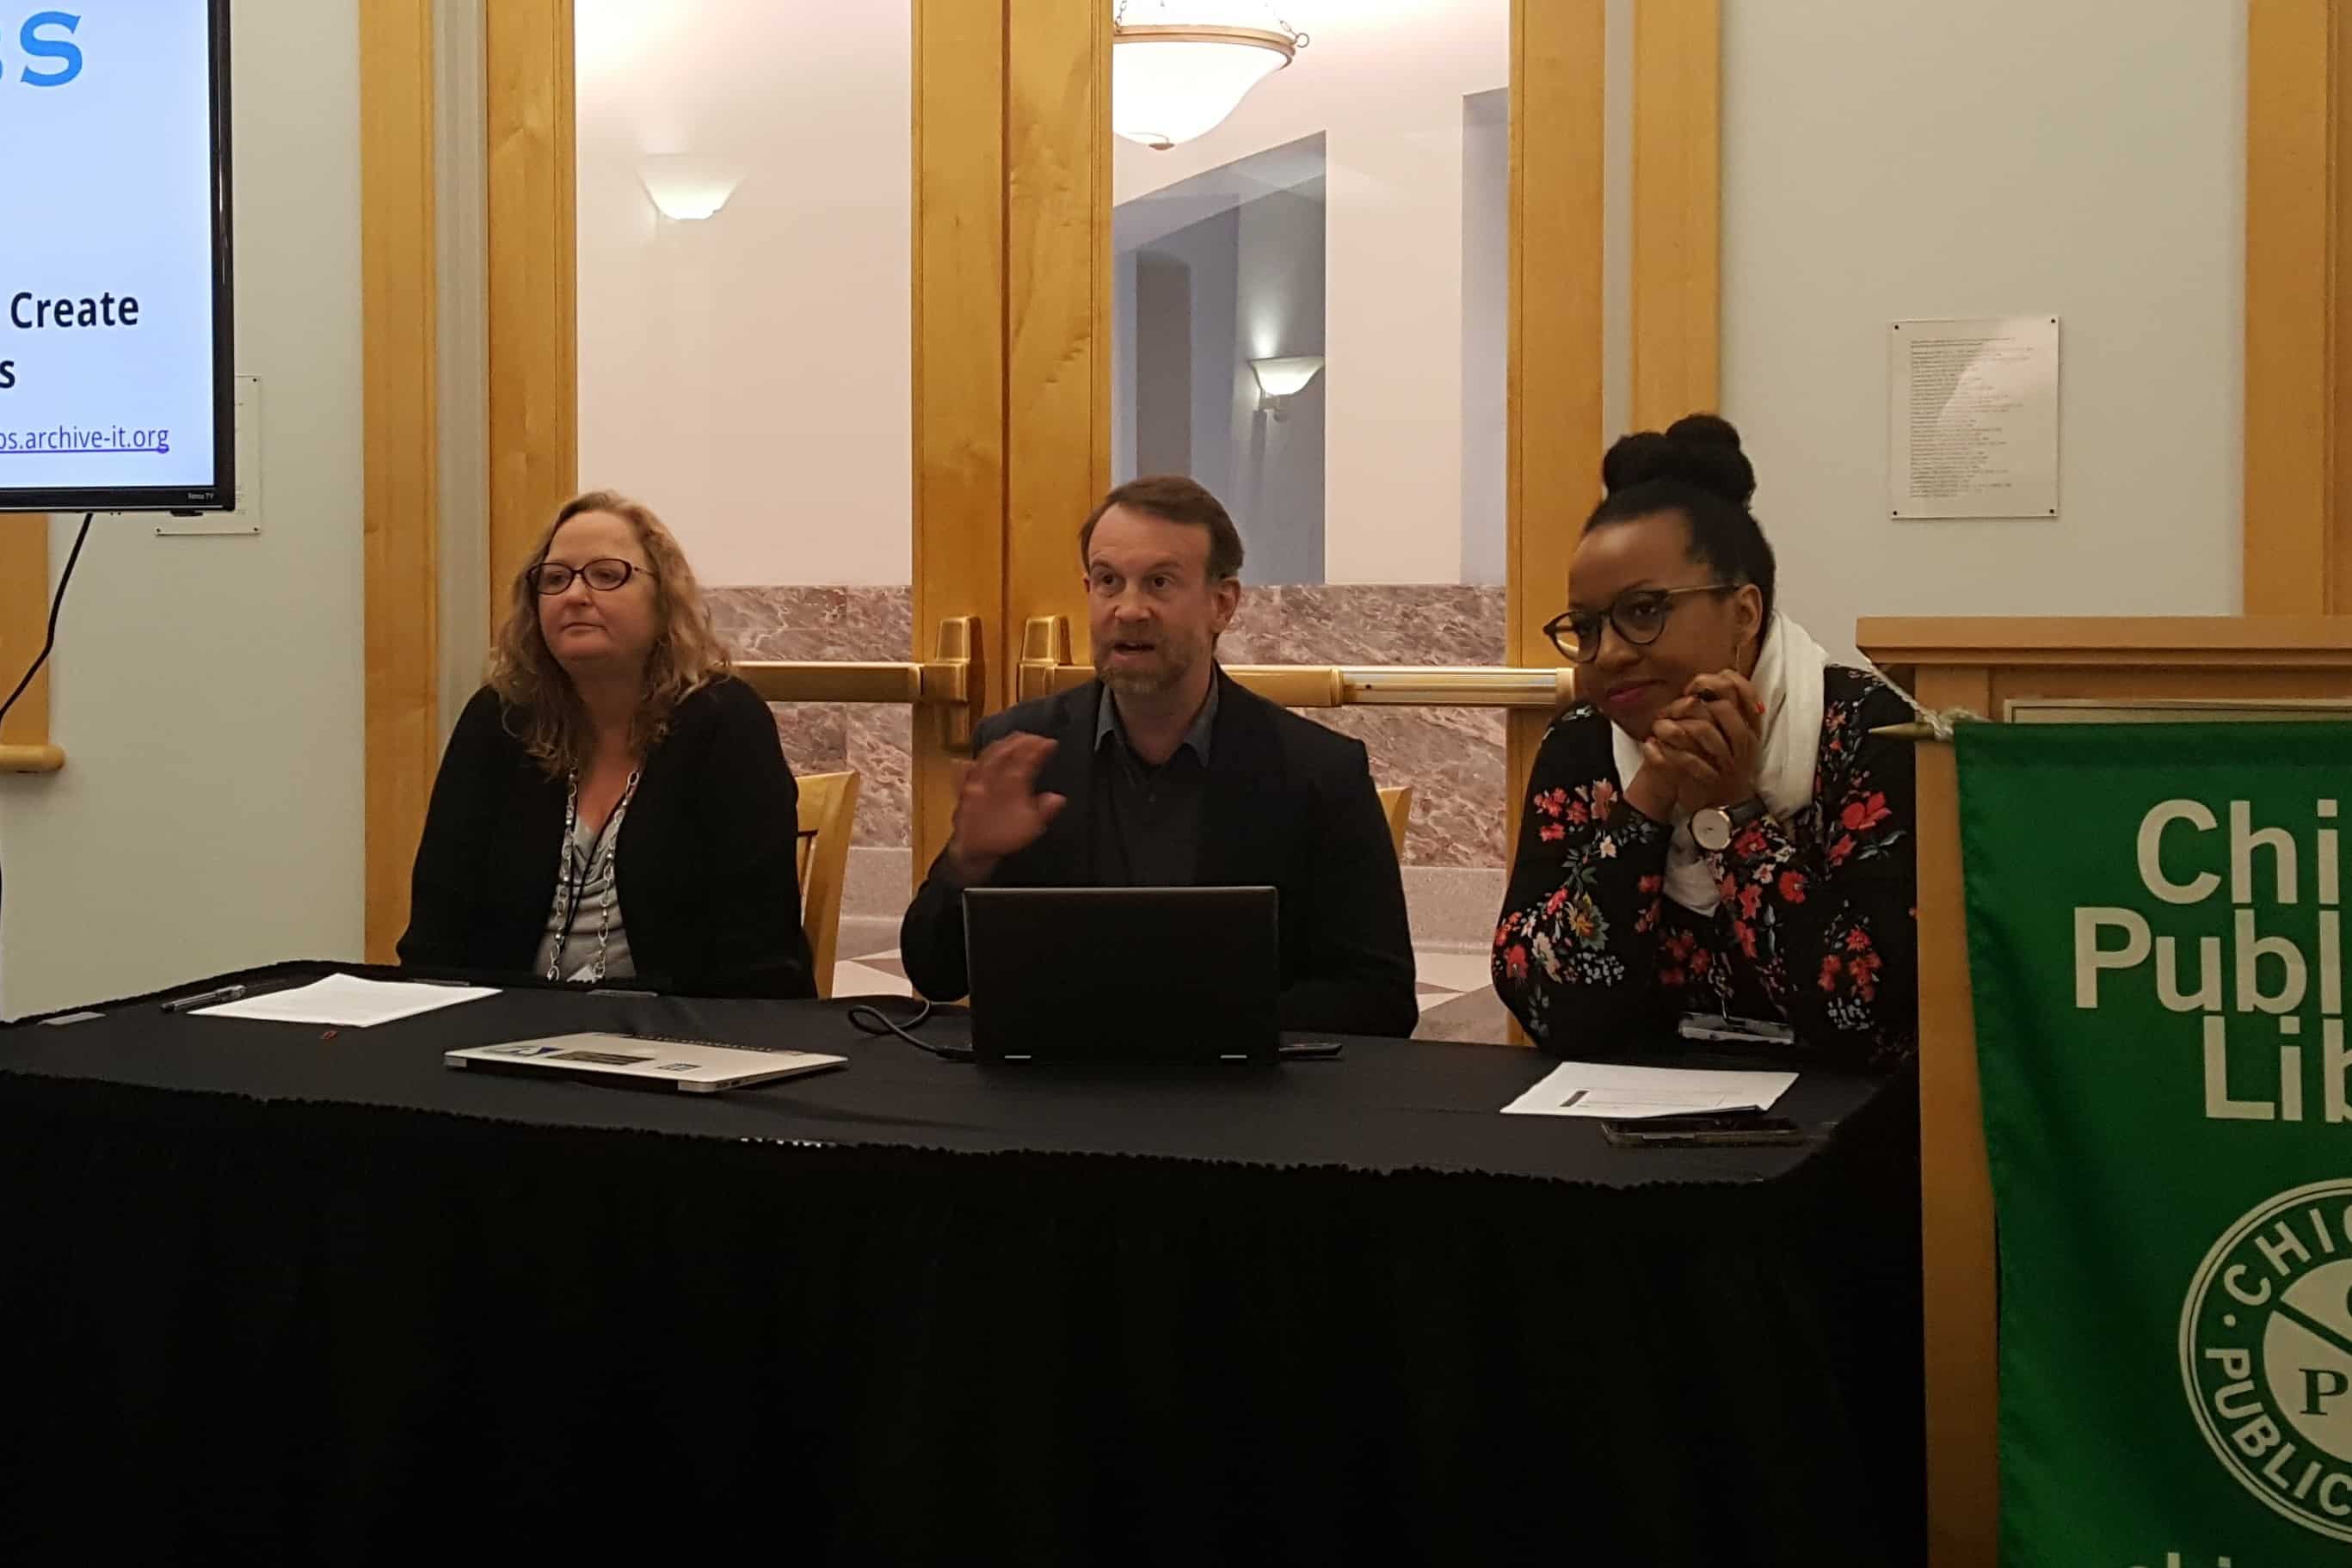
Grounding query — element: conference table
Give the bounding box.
[0,962,1922,1566]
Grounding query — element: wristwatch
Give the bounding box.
[1690,798,1768,853]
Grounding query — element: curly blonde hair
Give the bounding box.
[489,489,732,777]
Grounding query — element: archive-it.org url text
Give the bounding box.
[0,423,170,455]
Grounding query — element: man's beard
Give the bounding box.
[1095,636,1199,698]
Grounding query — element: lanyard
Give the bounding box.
[549,767,641,981]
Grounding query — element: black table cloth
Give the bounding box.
[0,962,1922,1565]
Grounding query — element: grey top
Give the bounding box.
[533,814,637,982]
[1089,679,1218,888]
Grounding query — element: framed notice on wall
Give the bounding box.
[1887,316,2060,520]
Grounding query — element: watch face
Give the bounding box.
[1692,809,1732,852]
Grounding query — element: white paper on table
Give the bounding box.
[1500,1061,1797,1119]
[194,973,500,1028]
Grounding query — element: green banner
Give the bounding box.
[1960,721,2352,1567]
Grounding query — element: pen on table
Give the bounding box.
[161,984,247,1014]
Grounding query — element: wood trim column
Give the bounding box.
[485,0,577,603]
[0,518,57,771]
[1004,0,1109,668]
[912,0,1012,876]
[2245,0,2342,613]
[1912,670,1996,1568]
[2335,6,2352,616]
[360,0,442,959]
[1629,0,1719,429]
[1505,0,1608,858]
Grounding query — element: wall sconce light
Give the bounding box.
[637,155,743,222]
[1250,354,1324,420]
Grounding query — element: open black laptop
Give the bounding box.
[961,886,1280,1061]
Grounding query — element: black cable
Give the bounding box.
[0,512,95,952]
[846,997,972,1061]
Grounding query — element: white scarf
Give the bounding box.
[1610,612,1831,915]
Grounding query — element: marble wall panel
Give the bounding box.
[714,586,914,849]
[708,585,913,661]
[846,704,914,849]
[767,703,847,778]
[1315,704,1508,868]
[1225,585,1510,868]
[1220,584,1508,667]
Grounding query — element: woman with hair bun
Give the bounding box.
[1493,415,1916,1066]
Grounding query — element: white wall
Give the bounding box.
[1234,181,1327,583]
[575,0,911,588]
[1111,249,1139,485]
[0,0,366,1017]
[1183,212,1248,528]
[437,0,491,732]
[1115,0,1509,586]
[1459,88,1508,586]
[1721,0,2246,663]
[1118,177,1328,582]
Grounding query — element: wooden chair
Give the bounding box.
[794,771,861,999]
[1375,784,1413,862]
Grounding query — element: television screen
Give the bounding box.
[0,2,233,513]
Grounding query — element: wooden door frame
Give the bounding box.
[1501,3,1611,832]
[1004,0,1109,674]
[2245,0,2352,614]
[1629,0,1719,434]
[360,0,443,959]
[914,0,1019,859]
[0,516,59,773]
[484,0,576,606]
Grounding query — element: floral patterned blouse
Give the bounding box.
[1492,665,1918,1068]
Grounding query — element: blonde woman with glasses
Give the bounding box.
[400,489,815,999]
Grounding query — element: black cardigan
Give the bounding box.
[898,671,1419,1038]
[398,677,816,999]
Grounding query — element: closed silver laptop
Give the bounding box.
[445,1032,845,1092]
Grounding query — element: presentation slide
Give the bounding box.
[0,3,229,506]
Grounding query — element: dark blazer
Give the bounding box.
[398,676,816,999]
[899,670,1419,1037]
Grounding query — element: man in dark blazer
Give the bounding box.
[898,475,1418,1038]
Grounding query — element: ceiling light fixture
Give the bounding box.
[1112,1,1308,151]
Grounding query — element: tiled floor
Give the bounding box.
[832,945,1513,1045]
[1408,950,1514,1043]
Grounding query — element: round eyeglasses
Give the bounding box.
[1542,583,1734,663]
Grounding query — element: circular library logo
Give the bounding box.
[2182,1180,2352,1542]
